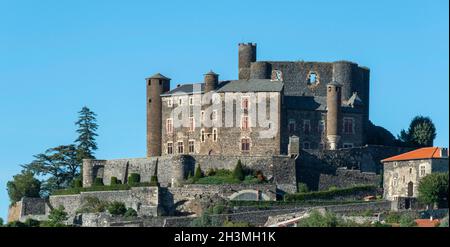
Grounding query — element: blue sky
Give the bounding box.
[0,0,448,221]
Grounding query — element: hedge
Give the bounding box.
[229,200,367,207]
[128,173,141,186]
[284,185,377,201]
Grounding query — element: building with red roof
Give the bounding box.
[381,147,448,207]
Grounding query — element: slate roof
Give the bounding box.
[381,147,448,162]
[216,79,284,93]
[285,96,327,111]
[146,73,170,80]
[161,83,204,96]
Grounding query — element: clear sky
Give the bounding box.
[0,0,448,221]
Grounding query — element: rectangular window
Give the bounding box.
[188,140,195,153]
[343,118,355,134]
[420,165,426,177]
[241,97,249,110]
[189,96,194,106]
[201,129,205,142]
[201,111,205,121]
[167,98,173,107]
[288,119,296,132]
[241,115,249,130]
[167,142,173,154]
[212,128,218,142]
[303,120,311,134]
[241,138,250,152]
[189,117,195,132]
[178,98,183,106]
[177,141,184,154]
[166,118,173,134]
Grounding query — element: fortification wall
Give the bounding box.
[319,169,380,191]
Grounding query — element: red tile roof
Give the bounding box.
[382,147,448,163]
[415,219,440,227]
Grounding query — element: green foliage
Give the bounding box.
[7,170,41,203]
[373,221,392,227]
[439,215,449,227]
[128,173,140,186]
[24,218,41,227]
[297,210,340,227]
[124,208,138,218]
[47,205,68,227]
[418,172,449,207]
[76,196,109,213]
[150,175,159,186]
[72,178,82,188]
[399,214,417,227]
[384,212,401,224]
[328,186,338,191]
[75,106,99,160]
[233,159,245,181]
[110,176,118,185]
[398,116,436,147]
[107,201,127,216]
[190,213,222,227]
[297,183,309,193]
[194,165,203,181]
[53,184,131,195]
[367,120,397,146]
[94,177,104,186]
[0,217,3,226]
[205,168,216,176]
[210,204,228,215]
[223,220,251,227]
[6,221,26,227]
[214,169,232,177]
[284,185,377,201]
[22,145,81,195]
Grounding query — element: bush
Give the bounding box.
[47,205,68,226]
[6,221,26,227]
[284,185,377,201]
[94,177,104,186]
[72,179,82,188]
[255,170,266,183]
[194,165,203,181]
[384,212,401,224]
[24,218,40,227]
[77,196,109,213]
[399,214,417,227]
[297,210,340,227]
[107,201,127,216]
[128,173,140,186]
[233,159,245,181]
[150,175,159,186]
[206,168,216,176]
[211,204,227,214]
[110,177,118,185]
[439,215,448,227]
[298,183,309,193]
[223,220,251,227]
[53,184,131,195]
[124,208,138,218]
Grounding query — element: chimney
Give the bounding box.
[440,148,448,158]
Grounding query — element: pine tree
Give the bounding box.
[233,159,245,181]
[75,106,98,159]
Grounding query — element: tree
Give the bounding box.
[0,217,3,226]
[7,170,41,203]
[233,159,245,181]
[47,205,68,227]
[418,172,449,208]
[22,145,80,195]
[367,121,397,146]
[75,106,98,160]
[398,116,436,147]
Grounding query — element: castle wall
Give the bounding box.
[318,169,380,191]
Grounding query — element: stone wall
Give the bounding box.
[318,168,380,191]
[7,201,21,223]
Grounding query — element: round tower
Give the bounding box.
[326,82,342,150]
[250,61,271,79]
[204,70,218,93]
[238,43,257,80]
[146,73,171,157]
[332,61,358,102]
[82,159,94,187]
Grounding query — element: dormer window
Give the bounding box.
[307,71,319,85]
[271,70,283,81]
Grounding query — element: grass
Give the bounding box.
[52,182,154,196]
[284,185,377,201]
[190,173,262,185]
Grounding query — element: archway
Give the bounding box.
[229,189,271,201]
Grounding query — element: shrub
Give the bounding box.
[255,170,266,183]
[76,196,109,213]
[439,215,449,227]
[223,220,251,227]
[72,179,82,188]
[124,208,138,218]
[328,186,338,191]
[233,159,245,181]
[298,183,309,193]
[284,185,377,201]
[6,221,26,227]
[211,204,227,214]
[297,210,340,227]
[384,212,401,224]
[399,214,417,227]
[53,184,131,195]
[24,218,40,227]
[47,205,68,226]
[94,177,104,186]
[128,173,141,186]
[107,201,127,216]
[194,165,203,181]
[206,168,216,176]
[110,177,118,185]
[215,169,232,177]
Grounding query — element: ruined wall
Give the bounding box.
[318,169,380,191]
[7,201,22,223]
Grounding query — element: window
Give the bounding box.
[343,143,354,148]
[241,138,250,152]
[343,118,355,134]
[288,119,296,132]
[409,168,413,174]
[178,98,183,106]
[212,128,218,142]
[318,120,325,134]
[166,119,173,134]
[420,165,426,177]
[189,117,195,132]
[167,142,173,154]
[212,110,218,121]
[303,142,310,150]
[303,120,311,134]
[189,96,194,106]
[307,72,318,84]
[241,115,249,130]
[177,141,184,154]
[167,98,173,107]
[201,129,205,142]
[242,97,249,110]
[271,70,283,81]
[188,140,195,153]
[201,111,205,121]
